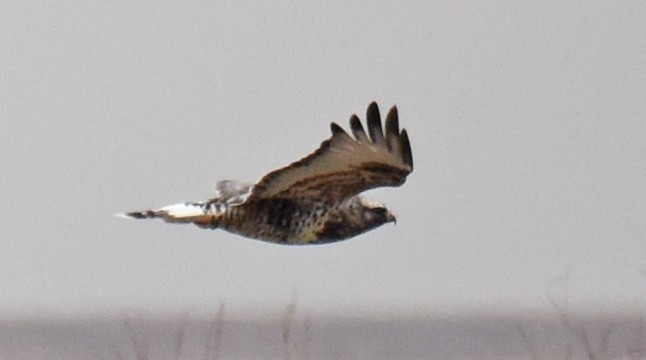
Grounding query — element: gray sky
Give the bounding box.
[1,1,645,320]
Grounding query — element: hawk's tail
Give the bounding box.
[117,202,220,229]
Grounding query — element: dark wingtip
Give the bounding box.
[330,122,347,136]
[366,102,384,144]
[349,114,367,140]
[400,129,413,170]
[385,106,399,135]
[385,106,400,151]
[366,102,380,123]
[349,114,362,131]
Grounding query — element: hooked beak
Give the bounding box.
[386,211,397,225]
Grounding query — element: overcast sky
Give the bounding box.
[1,1,645,320]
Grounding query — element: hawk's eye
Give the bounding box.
[372,207,387,215]
[370,207,388,219]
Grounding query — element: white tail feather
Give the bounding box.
[117,202,220,228]
[159,203,206,218]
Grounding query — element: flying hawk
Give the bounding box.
[120,102,413,245]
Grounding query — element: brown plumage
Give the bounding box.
[119,102,413,245]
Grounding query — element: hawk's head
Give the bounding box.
[313,196,396,243]
[357,197,396,228]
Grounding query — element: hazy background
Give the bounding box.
[1,1,645,321]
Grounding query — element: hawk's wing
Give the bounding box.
[247,102,413,204]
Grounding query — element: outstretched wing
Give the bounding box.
[248,102,413,204]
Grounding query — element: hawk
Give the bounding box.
[120,102,413,245]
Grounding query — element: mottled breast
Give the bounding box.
[221,198,331,245]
